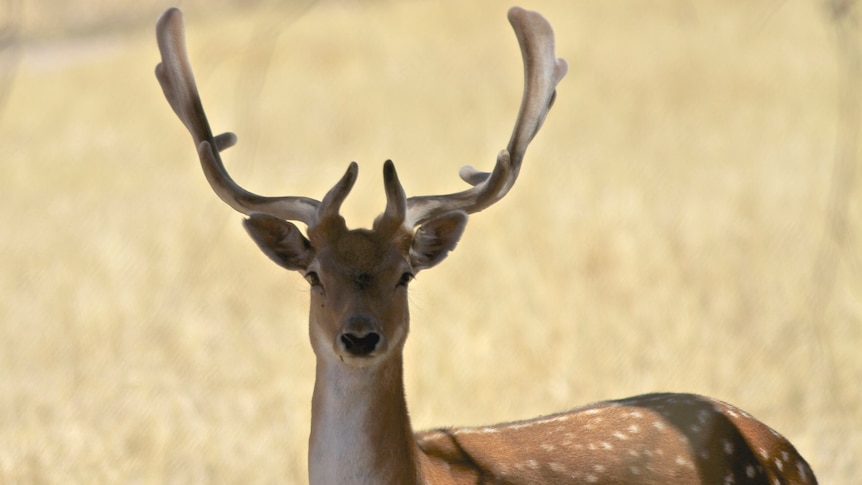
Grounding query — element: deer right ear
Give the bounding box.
[243,213,315,271]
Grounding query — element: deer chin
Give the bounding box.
[335,351,385,369]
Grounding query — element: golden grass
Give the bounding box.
[1,0,859,482]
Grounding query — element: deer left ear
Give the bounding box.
[409,211,468,271]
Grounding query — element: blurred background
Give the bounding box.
[1,0,859,482]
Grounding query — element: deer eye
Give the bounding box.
[305,271,322,288]
[397,272,415,288]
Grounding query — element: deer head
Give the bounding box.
[155,7,567,369]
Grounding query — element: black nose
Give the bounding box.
[340,332,381,356]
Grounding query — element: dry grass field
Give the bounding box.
[1,0,860,482]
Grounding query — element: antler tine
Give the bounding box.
[372,160,408,235]
[155,8,320,226]
[404,7,567,228]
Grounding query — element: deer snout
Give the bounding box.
[338,316,385,357]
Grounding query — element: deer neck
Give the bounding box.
[308,353,421,485]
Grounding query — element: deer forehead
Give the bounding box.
[315,229,410,280]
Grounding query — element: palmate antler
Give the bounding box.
[404,7,568,227]
[155,6,566,229]
[155,8,323,226]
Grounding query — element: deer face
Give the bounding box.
[305,224,413,366]
[242,195,467,367]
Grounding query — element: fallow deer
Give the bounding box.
[155,6,817,484]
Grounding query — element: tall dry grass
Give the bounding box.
[1,0,859,482]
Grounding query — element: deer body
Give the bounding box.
[416,393,815,484]
[155,6,817,484]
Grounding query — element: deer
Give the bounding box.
[155,6,817,485]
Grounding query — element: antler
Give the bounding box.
[404,7,567,227]
[156,7,565,230]
[155,8,324,226]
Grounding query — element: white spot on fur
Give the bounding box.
[798,462,809,482]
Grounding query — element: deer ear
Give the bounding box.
[243,213,315,271]
[410,211,468,271]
